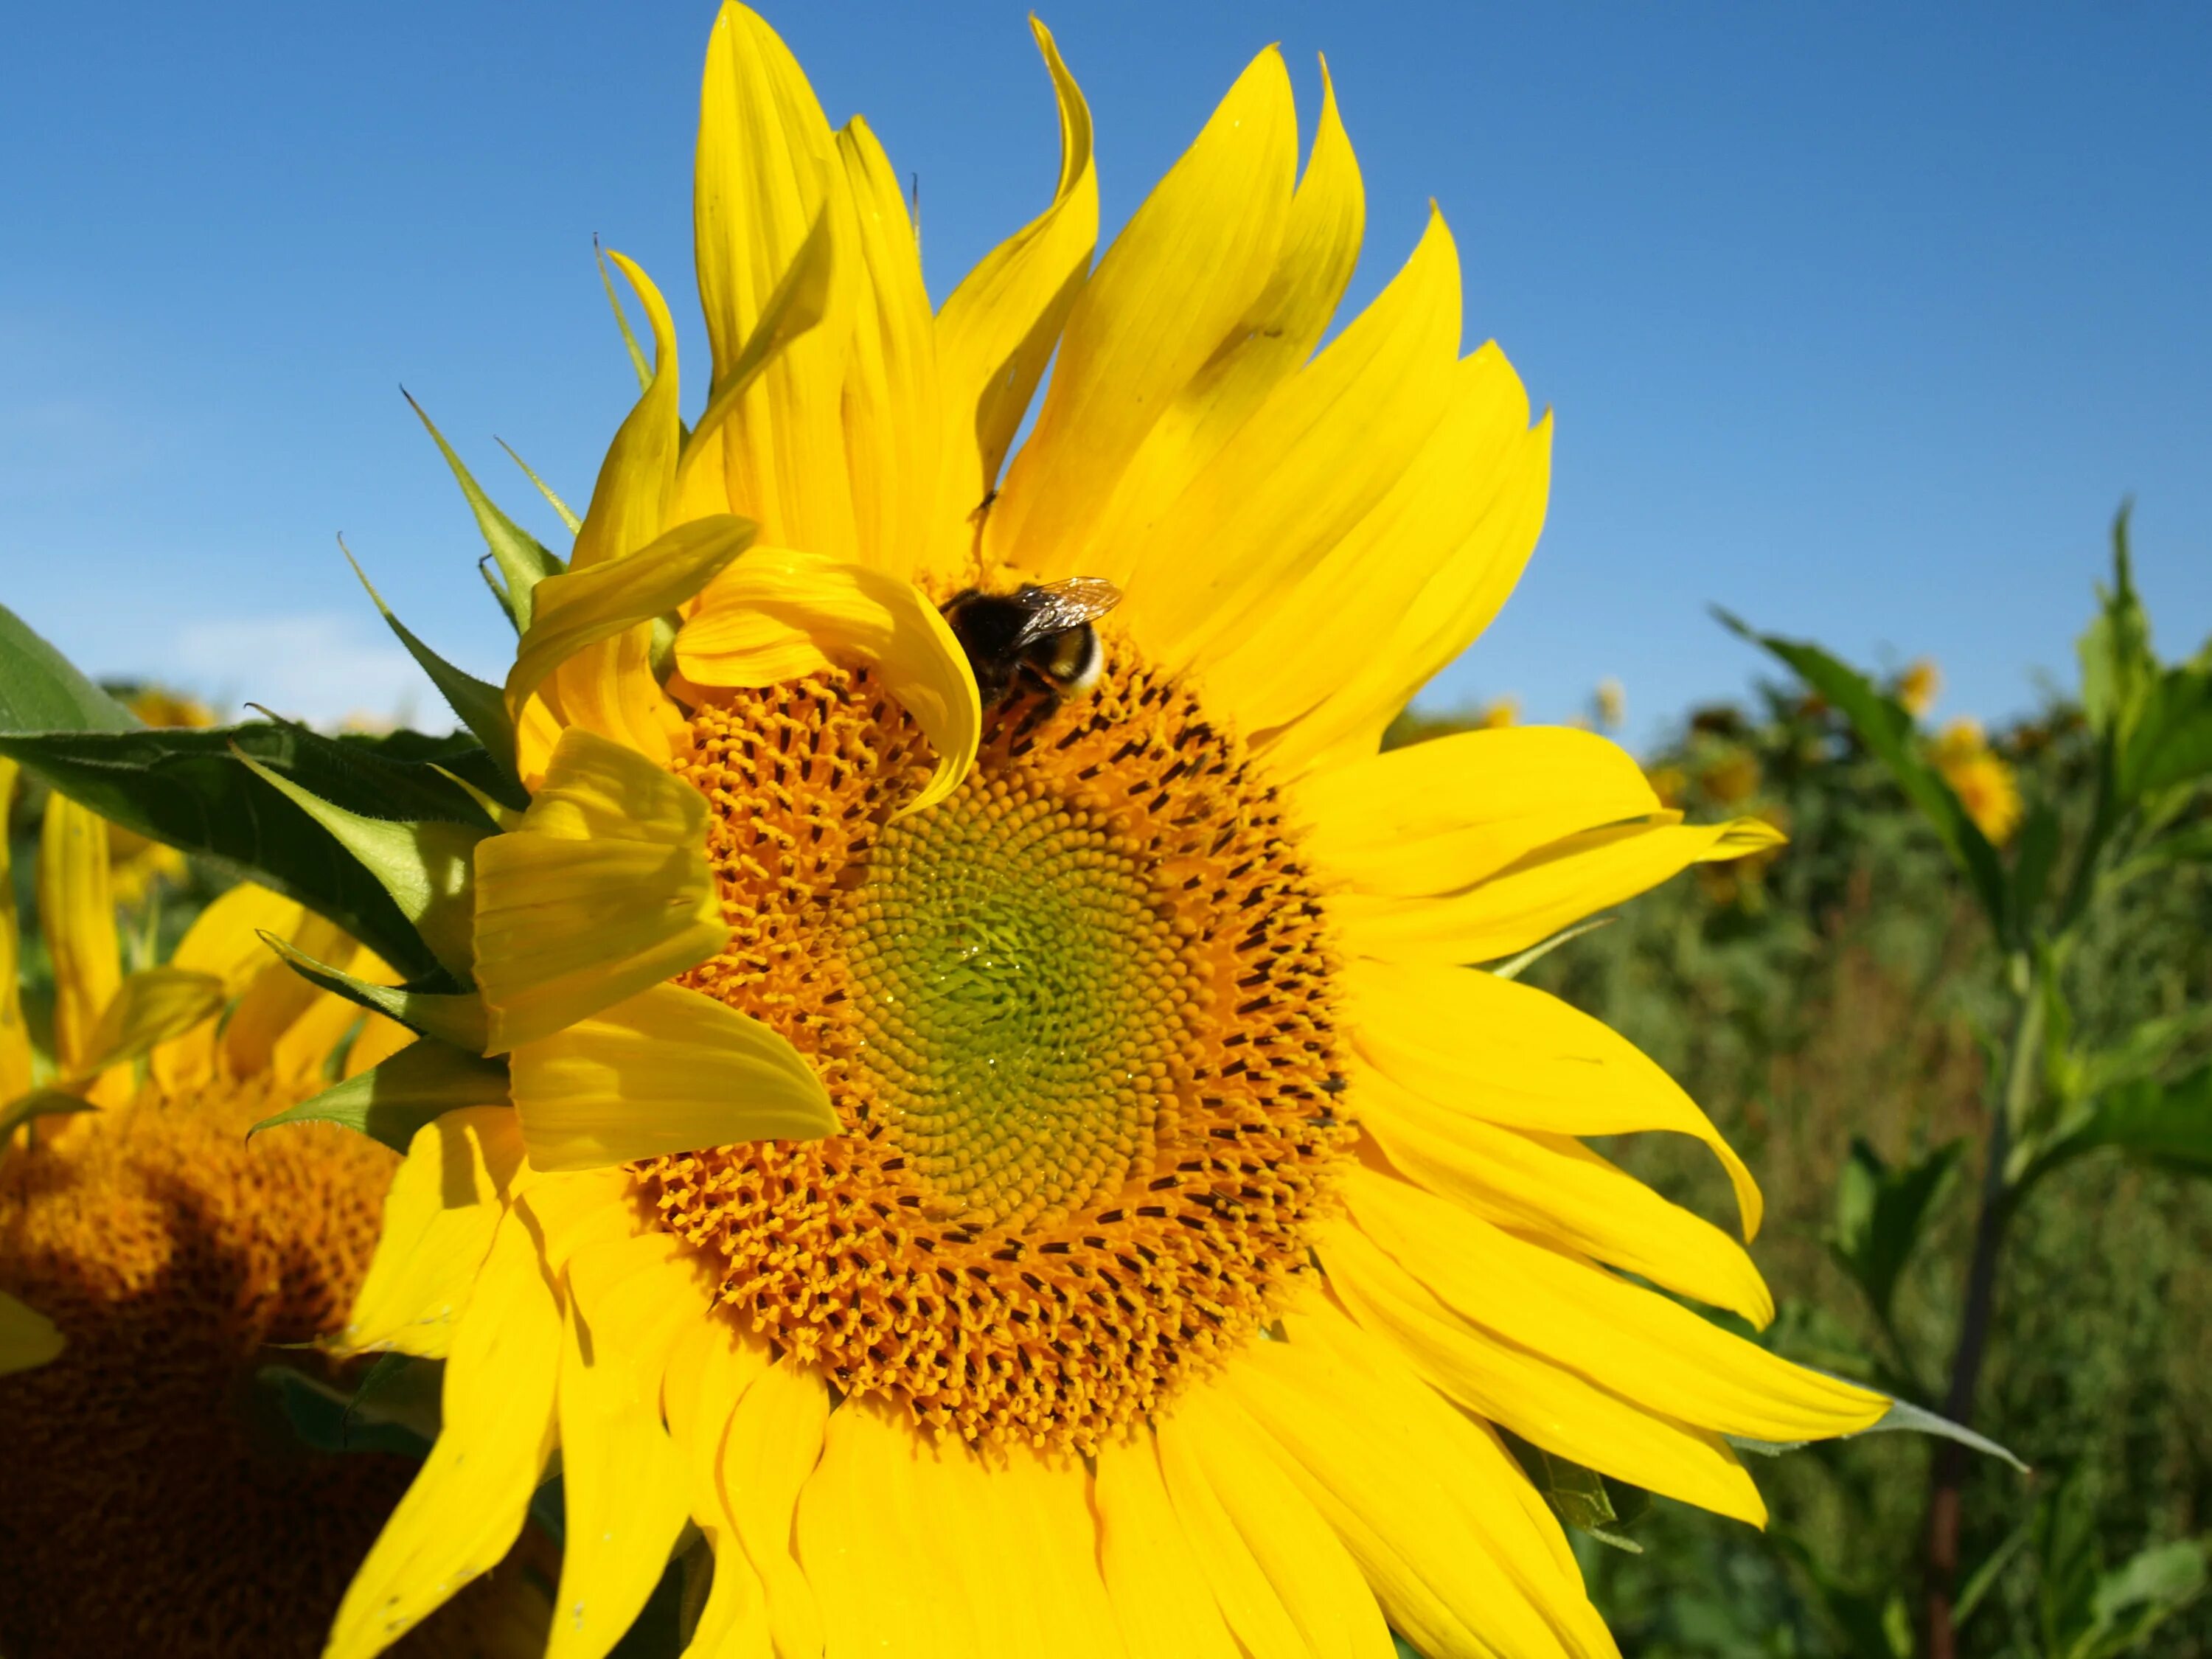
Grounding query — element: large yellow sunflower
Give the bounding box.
[313,10,1887,1656]
[0,767,549,1658]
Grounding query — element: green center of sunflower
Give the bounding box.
[843,776,1193,1231]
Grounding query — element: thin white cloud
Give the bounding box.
[164,612,444,730]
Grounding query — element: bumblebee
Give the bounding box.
[942,577,1123,706]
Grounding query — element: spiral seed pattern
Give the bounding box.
[636,647,1349,1450]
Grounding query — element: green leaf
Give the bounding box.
[2011,799,2063,933]
[257,1363,434,1459]
[0,723,475,980]
[0,602,140,734]
[260,932,487,1051]
[342,546,524,804]
[250,1037,509,1152]
[1719,611,2011,942]
[2027,1065,2212,1190]
[2084,1538,2209,1658]
[2118,664,2212,800]
[234,751,486,981]
[2078,505,2157,745]
[1829,1138,1964,1325]
[404,390,565,633]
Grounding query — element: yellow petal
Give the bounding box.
[1156,1388,1396,1659]
[1260,417,1552,779]
[38,792,119,1080]
[1121,206,1461,676]
[692,1,857,560]
[658,1320,776,1659]
[0,1290,63,1376]
[717,1357,830,1659]
[1049,59,1364,608]
[549,1237,700,1659]
[475,726,729,1054]
[837,117,939,580]
[677,547,981,814]
[988,47,1297,583]
[1360,1065,1772,1324]
[1228,1290,1623,1659]
[341,1106,526,1359]
[509,981,834,1173]
[1318,1219,1766,1528]
[928,18,1096,583]
[223,910,364,1076]
[0,762,34,1104]
[514,1166,640,1272]
[507,514,757,773]
[1343,1167,1888,1443]
[794,1402,984,1659]
[153,881,308,1091]
[327,1206,562,1658]
[1093,1430,1241,1659]
[1217,346,1539,742]
[535,250,697,772]
[1296,726,1660,899]
[1335,815,1786,966]
[1343,959,1762,1237]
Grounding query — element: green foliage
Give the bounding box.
[0,603,139,734]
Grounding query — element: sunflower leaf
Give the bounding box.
[0,603,139,734]
[0,724,473,981]
[1717,610,2012,945]
[250,1037,509,1152]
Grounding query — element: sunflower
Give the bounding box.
[313,10,1888,1656]
[1931,717,2023,846]
[0,766,549,1658]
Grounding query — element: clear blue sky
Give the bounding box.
[4,1,2207,749]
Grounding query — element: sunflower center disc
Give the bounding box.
[845,779,1186,1230]
[639,646,1349,1450]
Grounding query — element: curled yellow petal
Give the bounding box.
[0,761,29,1104]
[508,981,835,1172]
[72,966,226,1081]
[677,547,981,813]
[506,514,757,740]
[474,726,729,1054]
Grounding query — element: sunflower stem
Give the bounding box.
[1922,956,2043,1658]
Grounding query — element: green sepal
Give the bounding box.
[403,390,566,633]
[0,1088,97,1147]
[259,931,488,1052]
[0,602,138,734]
[234,751,484,981]
[257,1361,436,1459]
[250,1037,509,1152]
[341,545,525,805]
[598,237,655,394]
[498,438,582,533]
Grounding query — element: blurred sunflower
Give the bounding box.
[0,765,547,1659]
[1931,717,2023,845]
[1894,655,1941,719]
[321,10,1885,1658]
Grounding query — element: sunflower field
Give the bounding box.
[4,5,2210,1658]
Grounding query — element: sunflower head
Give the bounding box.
[223,9,1891,1657]
[0,770,542,1658]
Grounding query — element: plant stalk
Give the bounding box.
[1923,967,2044,1658]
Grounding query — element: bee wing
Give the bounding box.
[1010,578,1124,647]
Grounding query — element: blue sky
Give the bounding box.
[4,1,2207,749]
